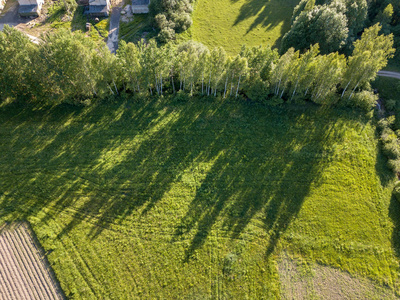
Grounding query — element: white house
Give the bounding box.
[131,0,149,14]
[18,0,44,16]
[85,0,110,17]
[0,0,5,14]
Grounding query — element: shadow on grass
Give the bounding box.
[0,98,363,260]
[172,104,346,260]
[389,194,400,259]
[231,0,299,48]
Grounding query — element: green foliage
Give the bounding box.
[284,0,368,54]
[341,24,395,102]
[342,90,378,112]
[0,26,35,101]
[150,0,194,42]
[0,25,394,110]
[281,3,349,54]
[292,0,316,24]
[243,78,270,103]
[386,99,397,111]
[393,181,400,201]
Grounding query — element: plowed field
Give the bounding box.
[0,223,64,300]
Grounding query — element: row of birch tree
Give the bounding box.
[0,24,395,108]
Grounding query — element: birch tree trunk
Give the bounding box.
[236,74,241,98]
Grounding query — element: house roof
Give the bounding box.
[132,0,149,5]
[18,4,39,15]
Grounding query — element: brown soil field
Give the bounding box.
[279,253,399,300]
[0,223,64,300]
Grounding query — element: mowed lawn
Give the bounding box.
[191,0,300,55]
[0,98,400,298]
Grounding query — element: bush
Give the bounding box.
[377,116,396,132]
[383,140,400,159]
[349,90,378,112]
[158,27,175,43]
[388,159,400,173]
[393,181,400,202]
[244,79,270,103]
[386,99,397,111]
[267,96,284,106]
[174,90,190,103]
[381,127,397,144]
[150,0,194,42]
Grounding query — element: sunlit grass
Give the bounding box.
[190,0,300,55]
[119,14,151,43]
[0,98,399,298]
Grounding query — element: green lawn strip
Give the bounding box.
[119,14,151,43]
[385,58,400,73]
[190,0,299,55]
[0,98,399,298]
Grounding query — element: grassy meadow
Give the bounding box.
[190,0,300,55]
[0,97,400,298]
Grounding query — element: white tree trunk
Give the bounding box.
[341,80,351,98]
[224,76,228,98]
[108,84,115,95]
[112,79,118,94]
[236,74,241,98]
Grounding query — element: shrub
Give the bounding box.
[244,79,270,103]
[349,90,378,112]
[388,159,400,173]
[158,27,175,43]
[174,90,190,103]
[150,0,194,42]
[393,181,400,202]
[267,96,284,106]
[381,127,397,144]
[386,99,397,111]
[383,140,400,159]
[377,116,396,132]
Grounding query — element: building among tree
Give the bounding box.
[17,0,44,16]
[84,0,110,17]
[132,0,149,14]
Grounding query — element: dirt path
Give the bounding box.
[107,5,122,54]
[377,71,400,80]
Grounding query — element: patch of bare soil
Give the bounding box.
[278,253,398,300]
[0,222,64,300]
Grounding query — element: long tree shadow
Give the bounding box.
[232,0,299,48]
[0,98,363,259]
[173,105,348,261]
[389,194,400,259]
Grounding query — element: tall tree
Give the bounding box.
[0,26,35,101]
[341,23,395,99]
[282,3,349,54]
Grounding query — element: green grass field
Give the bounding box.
[0,98,400,298]
[190,0,300,55]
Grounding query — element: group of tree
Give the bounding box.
[0,24,394,111]
[282,0,400,57]
[282,0,369,54]
[149,0,194,43]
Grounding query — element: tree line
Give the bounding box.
[0,24,394,109]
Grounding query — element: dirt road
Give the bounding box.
[107,6,122,54]
[377,71,400,80]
